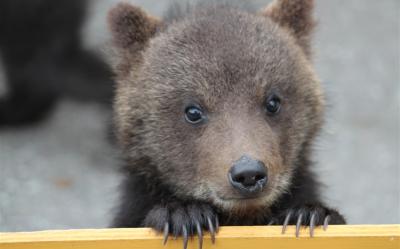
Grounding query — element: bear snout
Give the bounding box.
[228,155,268,197]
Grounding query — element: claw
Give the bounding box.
[163,222,169,245]
[268,219,275,225]
[282,210,292,234]
[173,228,178,240]
[182,225,188,249]
[309,212,316,237]
[196,220,203,249]
[323,215,330,231]
[215,216,220,233]
[207,216,216,244]
[295,212,303,238]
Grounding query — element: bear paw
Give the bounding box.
[275,203,345,237]
[144,202,218,249]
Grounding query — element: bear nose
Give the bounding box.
[228,155,267,197]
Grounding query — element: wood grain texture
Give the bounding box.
[1,225,399,249]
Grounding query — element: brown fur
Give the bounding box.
[108,0,345,238]
[108,3,161,77]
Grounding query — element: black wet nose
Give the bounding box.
[228,155,267,197]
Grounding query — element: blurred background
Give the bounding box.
[0,0,399,232]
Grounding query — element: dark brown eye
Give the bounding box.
[185,106,204,124]
[265,94,281,114]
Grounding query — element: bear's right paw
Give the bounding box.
[144,202,218,249]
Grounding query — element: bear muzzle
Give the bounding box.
[228,155,268,198]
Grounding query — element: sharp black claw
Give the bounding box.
[163,222,169,245]
[207,216,216,244]
[295,212,303,238]
[282,210,292,234]
[182,225,188,249]
[323,215,331,231]
[196,220,203,249]
[309,212,316,237]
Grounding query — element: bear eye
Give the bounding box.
[185,105,204,124]
[265,94,281,115]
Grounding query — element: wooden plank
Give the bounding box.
[1,225,399,249]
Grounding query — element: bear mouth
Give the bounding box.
[214,181,274,202]
[211,181,280,208]
[215,191,269,204]
[212,192,276,212]
[219,195,263,201]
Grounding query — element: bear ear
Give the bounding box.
[262,0,315,57]
[108,3,161,53]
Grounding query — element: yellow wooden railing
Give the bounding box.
[1,225,399,249]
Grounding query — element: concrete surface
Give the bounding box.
[0,0,399,232]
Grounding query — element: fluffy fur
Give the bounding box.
[108,0,345,241]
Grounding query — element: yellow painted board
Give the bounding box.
[1,225,399,249]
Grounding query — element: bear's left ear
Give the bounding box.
[262,0,315,58]
[108,3,161,52]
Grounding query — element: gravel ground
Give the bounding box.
[0,0,399,232]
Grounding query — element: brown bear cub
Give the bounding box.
[108,0,345,247]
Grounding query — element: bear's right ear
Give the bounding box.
[261,0,315,58]
[108,3,161,54]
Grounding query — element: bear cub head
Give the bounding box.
[109,0,323,214]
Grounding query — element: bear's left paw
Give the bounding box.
[278,203,345,237]
[144,202,218,249]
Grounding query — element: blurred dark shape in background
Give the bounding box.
[0,0,113,127]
